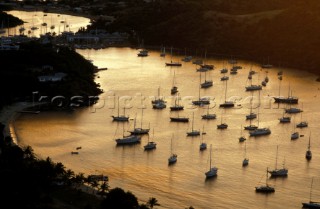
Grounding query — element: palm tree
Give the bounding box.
[147,197,160,208]
[98,180,109,198]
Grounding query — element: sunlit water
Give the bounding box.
[10,11,320,209]
[4,10,90,37]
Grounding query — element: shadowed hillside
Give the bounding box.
[91,0,320,75]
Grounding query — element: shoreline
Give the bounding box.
[0,102,40,144]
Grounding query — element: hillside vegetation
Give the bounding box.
[92,0,320,74]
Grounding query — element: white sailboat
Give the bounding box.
[255,167,275,193]
[112,96,129,122]
[168,134,177,165]
[144,128,157,150]
[306,133,312,160]
[187,112,200,136]
[205,144,218,178]
[242,142,249,167]
[268,145,288,177]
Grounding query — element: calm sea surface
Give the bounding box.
[10,11,320,209]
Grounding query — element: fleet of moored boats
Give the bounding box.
[110,48,317,207]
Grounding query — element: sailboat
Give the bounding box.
[200,71,213,88]
[181,48,192,62]
[239,125,246,142]
[192,73,210,106]
[219,78,234,108]
[187,112,200,136]
[246,93,257,120]
[291,116,299,140]
[205,144,218,178]
[217,110,228,129]
[171,69,178,95]
[152,86,166,109]
[279,111,291,123]
[115,123,141,145]
[255,168,275,193]
[170,93,184,111]
[168,134,177,165]
[0,21,6,34]
[302,177,320,208]
[245,69,262,91]
[242,142,249,166]
[201,104,216,120]
[249,100,271,136]
[261,57,273,68]
[166,47,182,66]
[273,81,298,104]
[268,145,288,177]
[297,103,308,128]
[199,127,207,151]
[306,133,312,160]
[144,129,157,150]
[160,46,166,57]
[128,108,150,135]
[111,96,129,122]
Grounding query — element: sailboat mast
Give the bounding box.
[275,145,279,170]
[224,80,228,102]
[117,96,120,116]
[310,177,314,202]
[192,112,194,131]
[209,144,212,170]
[140,108,144,129]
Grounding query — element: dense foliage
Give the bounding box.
[86,0,320,74]
[0,42,102,109]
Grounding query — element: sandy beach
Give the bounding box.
[0,102,37,143]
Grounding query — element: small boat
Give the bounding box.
[242,142,249,166]
[171,69,178,95]
[200,71,213,88]
[306,134,312,160]
[285,107,302,114]
[170,94,184,111]
[246,112,257,120]
[268,145,288,177]
[255,168,275,193]
[220,75,229,81]
[244,124,258,130]
[71,151,79,154]
[219,79,234,108]
[302,177,320,208]
[128,109,150,135]
[239,125,246,142]
[201,105,216,120]
[187,113,200,136]
[137,49,148,57]
[192,74,210,106]
[220,68,228,74]
[76,146,82,150]
[182,56,192,62]
[279,112,291,123]
[291,132,299,140]
[170,116,189,122]
[166,47,182,66]
[249,128,271,136]
[168,134,177,165]
[205,144,218,178]
[112,96,129,122]
[245,85,262,91]
[116,135,141,145]
[261,81,266,87]
[199,126,207,151]
[144,129,157,150]
[297,105,308,128]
